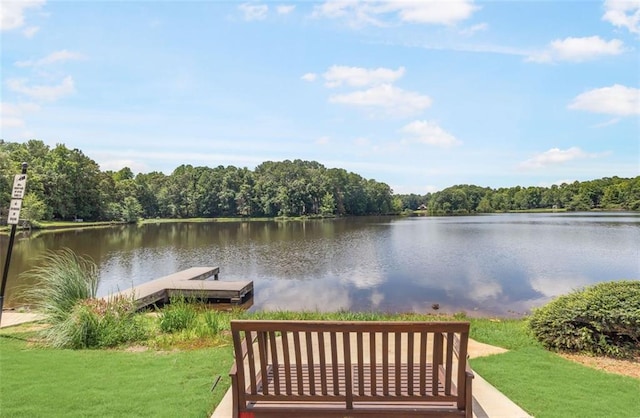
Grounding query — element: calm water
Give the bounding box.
[2,213,639,316]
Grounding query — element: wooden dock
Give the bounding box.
[106,267,253,310]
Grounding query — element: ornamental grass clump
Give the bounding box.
[529,280,640,358]
[20,248,99,324]
[20,248,148,348]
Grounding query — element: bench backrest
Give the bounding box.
[231,320,470,409]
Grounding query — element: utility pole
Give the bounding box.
[0,162,28,326]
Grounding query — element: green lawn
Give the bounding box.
[468,318,640,418]
[1,314,638,418]
[0,335,233,418]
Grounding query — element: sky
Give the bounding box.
[1,0,639,194]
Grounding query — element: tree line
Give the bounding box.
[0,140,398,222]
[397,177,640,214]
[1,140,638,224]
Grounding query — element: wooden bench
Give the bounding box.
[230,320,473,418]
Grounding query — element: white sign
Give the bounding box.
[7,199,22,225]
[12,174,27,199]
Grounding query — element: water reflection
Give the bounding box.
[1,213,638,316]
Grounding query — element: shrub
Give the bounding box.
[200,310,221,336]
[19,248,99,324]
[43,295,148,349]
[158,296,198,333]
[19,249,148,348]
[529,280,640,358]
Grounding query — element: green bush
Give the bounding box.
[47,296,148,349]
[200,310,221,336]
[19,249,148,349]
[19,248,99,324]
[529,280,640,358]
[158,297,198,333]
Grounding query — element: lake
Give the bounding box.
[2,212,638,316]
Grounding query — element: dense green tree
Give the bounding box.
[1,140,639,222]
[320,192,336,216]
[121,196,143,223]
[20,192,48,222]
[135,171,167,218]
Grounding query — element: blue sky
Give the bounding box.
[1,0,639,194]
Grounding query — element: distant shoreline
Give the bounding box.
[3,209,638,235]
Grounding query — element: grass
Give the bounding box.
[0,334,232,418]
[1,311,638,418]
[468,318,640,418]
[472,347,640,418]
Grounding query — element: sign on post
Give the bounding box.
[7,199,22,225]
[12,174,27,199]
[2,163,28,326]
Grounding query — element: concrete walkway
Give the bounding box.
[211,338,533,418]
[0,311,44,328]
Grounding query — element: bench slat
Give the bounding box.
[305,332,315,395]
[407,332,414,395]
[445,332,454,395]
[343,331,353,409]
[369,332,377,396]
[330,333,339,395]
[293,332,303,396]
[395,332,401,396]
[251,364,456,400]
[357,332,364,396]
[281,331,292,395]
[231,320,470,333]
[432,332,442,396]
[268,331,280,395]
[318,332,327,395]
[382,332,389,396]
[257,332,269,395]
[245,330,257,394]
[420,331,427,395]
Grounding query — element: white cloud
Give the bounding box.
[519,147,592,169]
[313,0,478,27]
[0,102,40,128]
[329,84,432,116]
[22,25,39,37]
[323,65,405,88]
[15,49,86,67]
[400,120,461,147]
[313,0,366,20]
[0,0,45,31]
[568,84,640,116]
[276,5,295,15]
[97,159,149,174]
[459,22,488,36]
[527,36,625,63]
[301,72,318,82]
[419,41,530,57]
[382,0,478,25]
[591,117,622,128]
[238,3,268,21]
[603,0,640,34]
[392,184,441,194]
[7,76,75,102]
